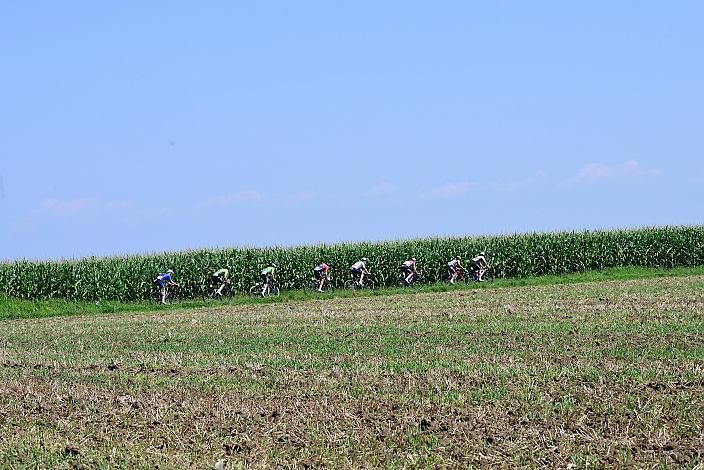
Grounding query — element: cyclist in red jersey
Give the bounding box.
[313,263,331,292]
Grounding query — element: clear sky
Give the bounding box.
[1,1,703,261]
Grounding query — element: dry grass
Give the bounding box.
[1,276,703,468]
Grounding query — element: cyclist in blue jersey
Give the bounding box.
[154,269,179,304]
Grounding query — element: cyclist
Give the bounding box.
[470,251,489,282]
[350,257,370,286]
[447,256,464,284]
[154,269,179,304]
[313,262,331,292]
[260,264,276,297]
[400,257,419,285]
[212,268,230,297]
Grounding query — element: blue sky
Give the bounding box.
[1,1,702,261]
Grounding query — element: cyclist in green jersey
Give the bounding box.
[212,268,230,297]
[260,264,276,296]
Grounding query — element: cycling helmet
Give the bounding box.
[167,269,174,274]
[361,257,368,262]
[411,257,416,262]
[480,251,485,256]
[455,256,461,260]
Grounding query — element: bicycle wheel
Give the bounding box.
[248,284,261,298]
[482,269,495,283]
[396,276,408,288]
[151,289,163,304]
[165,287,176,304]
[202,285,214,301]
[220,285,234,299]
[363,279,375,290]
[304,279,318,294]
[268,285,281,297]
[343,279,358,291]
[445,273,463,285]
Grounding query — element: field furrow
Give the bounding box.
[1,275,703,467]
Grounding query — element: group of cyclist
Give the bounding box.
[393,251,488,286]
[153,251,490,303]
[447,251,489,284]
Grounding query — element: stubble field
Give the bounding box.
[1,276,703,468]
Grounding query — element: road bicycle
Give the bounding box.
[202,279,233,301]
[151,284,180,304]
[304,276,335,294]
[396,271,424,287]
[248,282,281,298]
[443,267,470,285]
[471,266,495,283]
[343,274,375,291]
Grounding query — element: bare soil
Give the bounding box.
[1,276,703,468]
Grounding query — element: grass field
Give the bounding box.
[1,273,703,467]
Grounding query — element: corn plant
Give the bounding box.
[1,225,702,302]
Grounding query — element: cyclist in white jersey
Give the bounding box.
[470,252,489,282]
[400,258,419,285]
[350,258,370,286]
[447,256,464,284]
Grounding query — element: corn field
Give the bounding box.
[1,226,703,302]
